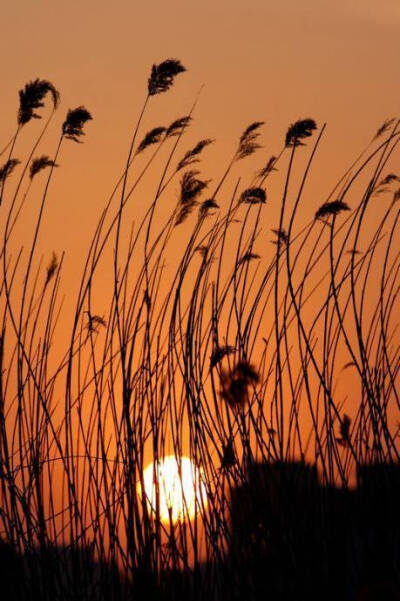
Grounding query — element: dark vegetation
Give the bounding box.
[0,60,399,599]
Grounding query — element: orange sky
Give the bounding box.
[2,1,400,266]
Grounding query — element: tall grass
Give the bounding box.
[0,62,398,599]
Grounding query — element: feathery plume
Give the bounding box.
[30,156,58,179]
[166,116,191,137]
[0,159,20,183]
[257,156,277,179]
[220,360,259,408]
[379,174,400,186]
[374,173,400,196]
[199,198,219,217]
[315,199,350,220]
[136,127,166,154]
[195,245,208,258]
[45,252,58,286]
[336,414,351,447]
[148,59,186,96]
[177,139,214,171]
[271,228,288,246]
[18,79,59,125]
[373,118,395,140]
[236,121,264,160]
[240,187,266,205]
[85,312,107,334]
[285,118,317,147]
[179,170,208,204]
[210,345,235,368]
[62,107,92,142]
[238,252,260,266]
[175,170,209,225]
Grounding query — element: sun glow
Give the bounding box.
[141,456,207,523]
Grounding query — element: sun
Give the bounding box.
[140,455,207,523]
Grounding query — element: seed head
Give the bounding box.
[210,345,235,368]
[30,156,58,179]
[136,127,166,154]
[315,199,350,220]
[285,118,316,147]
[0,159,20,183]
[62,107,92,143]
[219,360,259,408]
[240,187,266,205]
[148,59,186,96]
[166,116,192,137]
[175,170,209,225]
[45,252,58,286]
[236,121,264,160]
[18,79,59,125]
[177,138,214,171]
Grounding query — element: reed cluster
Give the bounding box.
[0,61,398,600]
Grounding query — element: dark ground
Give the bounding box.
[1,461,399,601]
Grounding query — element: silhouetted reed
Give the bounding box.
[236,121,264,160]
[0,158,20,182]
[220,360,259,409]
[148,58,186,96]
[0,61,398,601]
[315,199,350,220]
[29,156,58,179]
[62,106,92,142]
[285,117,317,147]
[18,78,59,125]
[239,187,266,204]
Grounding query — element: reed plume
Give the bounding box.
[148,58,186,96]
[258,156,277,179]
[136,127,166,154]
[285,118,317,147]
[373,117,396,140]
[236,121,264,160]
[30,156,58,179]
[166,115,192,137]
[18,78,59,125]
[199,198,219,217]
[315,199,350,220]
[175,170,208,225]
[210,345,235,368]
[238,252,260,265]
[220,360,259,408]
[271,228,288,245]
[0,159,20,182]
[62,107,92,142]
[177,139,214,171]
[336,414,352,447]
[240,187,266,204]
[85,312,107,333]
[45,252,58,286]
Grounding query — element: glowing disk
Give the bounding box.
[141,455,206,523]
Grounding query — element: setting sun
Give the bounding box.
[140,456,207,523]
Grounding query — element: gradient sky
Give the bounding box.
[1,0,400,286]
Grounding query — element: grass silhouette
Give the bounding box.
[0,59,399,600]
